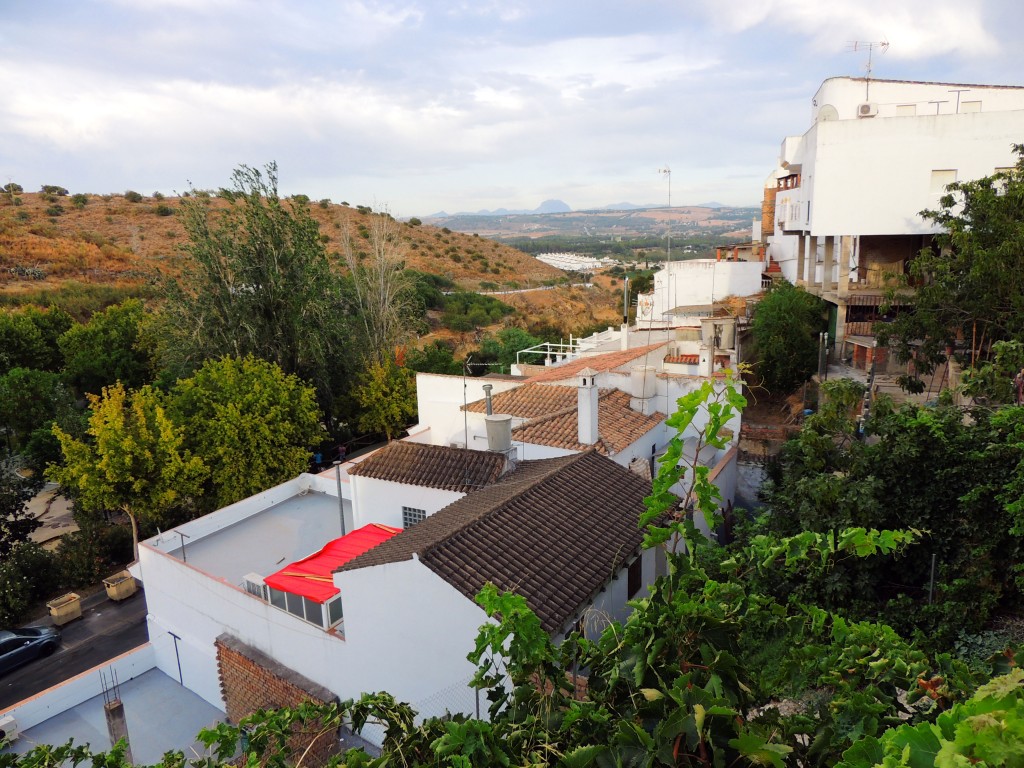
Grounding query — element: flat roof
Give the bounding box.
[170,491,347,585]
[2,669,224,764]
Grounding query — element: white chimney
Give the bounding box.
[577,368,599,445]
[620,323,629,351]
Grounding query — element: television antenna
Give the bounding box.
[847,40,889,100]
[658,166,671,263]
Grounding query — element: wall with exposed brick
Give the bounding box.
[216,635,340,768]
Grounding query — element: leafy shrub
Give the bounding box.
[123,190,143,203]
[70,193,89,209]
[45,205,64,216]
[407,217,422,226]
[152,191,165,200]
[318,198,331,209]
[3,182,23,194]
[12,197,22,207]
[290,194,310,205]
[56,523,133,587]
[0,542,60,625]
[41,185,68,196]
[154,204,174,217]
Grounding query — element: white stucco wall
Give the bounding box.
[638,260,764,328]
[334,558,490,725]
[812,78,1024,122]
[574,546,660,641]
[806,110,1023,236]
[350,475,465,529]
[414,373,522,448]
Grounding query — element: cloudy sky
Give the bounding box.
[1,1,1021,216]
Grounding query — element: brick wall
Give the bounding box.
[761,186,778,238]
[215,635,340,768]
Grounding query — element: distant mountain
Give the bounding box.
[428,199,573,217]
[535,198,571,214]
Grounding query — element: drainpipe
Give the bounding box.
[334,461,346,536]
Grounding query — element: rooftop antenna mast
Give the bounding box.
[848,40,889,100]
[658,166,671,264]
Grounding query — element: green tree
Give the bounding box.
[353,358,416,440]
[878,145,1024,382]
[406,340,462,375]
[0,367,73,447]
[169,356,325,510]
[156,163,350,419]
[48,383,207,559]
[0,306,72,375]
[758,383,1024,646]
[58,299,151,395]
[751,280,826,394]
[0,464,43,558]
[475,326,541,374]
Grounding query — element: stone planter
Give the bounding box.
[47,592,82,626]
[103,571,138,602]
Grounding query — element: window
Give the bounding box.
[303,596,324,627]
[327,596,343,626]
[269,588,286,610]
[930,169,957,194]
[627,557,643,598]
[402,506,427,528]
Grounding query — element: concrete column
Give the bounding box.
[796,236,806,285]
[105,699,134,764]
[822,236,835,292]
[811,237,822,288]
[838,236,853,297]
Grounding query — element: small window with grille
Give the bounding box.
[402,506,427,528]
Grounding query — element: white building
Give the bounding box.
[135,449,663,745]
[764,76,1024,366]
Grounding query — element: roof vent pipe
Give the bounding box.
[482,384,493,415]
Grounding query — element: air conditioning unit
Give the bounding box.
[857,102,878,118]
[242,573,267,600]
[0,714,20,744]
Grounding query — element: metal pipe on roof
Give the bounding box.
[334,461,347,536]
[482,383,493,415]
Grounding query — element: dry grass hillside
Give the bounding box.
[0,190,563,298]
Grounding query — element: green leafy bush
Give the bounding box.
[123,190,143,203]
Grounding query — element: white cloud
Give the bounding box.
[700,0,997,58]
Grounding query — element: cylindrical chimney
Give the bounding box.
[482,384,493,415]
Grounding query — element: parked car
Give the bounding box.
[0,627,61,676]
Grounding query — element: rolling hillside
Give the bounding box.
[0,190,564,298]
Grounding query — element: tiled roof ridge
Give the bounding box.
[513,387,614,427]
[418,452,595,562]
[346,440,506,491]
[525,342,668,383]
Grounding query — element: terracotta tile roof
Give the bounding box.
[340,451,655,633]
[525,343,668,383]
[346,441,507,493]
[465,383,663,455]
[464,382,576,419]
[512,388,662,455]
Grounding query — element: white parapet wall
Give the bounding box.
[0,644,156,730]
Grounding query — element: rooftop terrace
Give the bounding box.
[146,483,348,586]
[2,669,223,764]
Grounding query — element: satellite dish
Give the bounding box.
[817,104,839,122]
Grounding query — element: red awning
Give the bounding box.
[264,523,401,603]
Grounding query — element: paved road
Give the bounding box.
[0,588,149,710]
